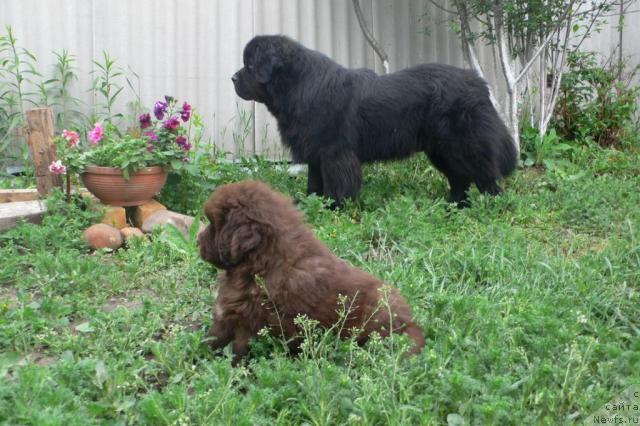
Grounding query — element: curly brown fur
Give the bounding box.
[198,180,425,365]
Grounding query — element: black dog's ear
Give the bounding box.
[255,52,282,84]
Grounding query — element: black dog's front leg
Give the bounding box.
[320,147,362,209]
[306,162,324,196]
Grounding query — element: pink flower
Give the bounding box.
[163,116,180,130]
[48,160,66,175]
[88,122,104,144]
[145,131,158,142]
[62,129,80,146]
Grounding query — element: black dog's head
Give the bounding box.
[232,35,297,103]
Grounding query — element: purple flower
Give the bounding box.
[139,113,152,129]
[145,131,158,142]
[175,135,191,151]
[180,102,191,122]
[154,101,168,120]
[164,116,180,130]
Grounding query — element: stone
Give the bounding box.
[132,200,167,228]
[100,205,127,229]
[84,224,123,250]
[141,210,205,237]
[120,227,144,241]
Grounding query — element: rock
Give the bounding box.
[132,200,167,228]
[120,226,144,241]
[84,224,123,250]
[100,205,127,229]
[141,210,205,237]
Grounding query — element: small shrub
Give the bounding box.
[553,50,639,148]
[520,127,573,170]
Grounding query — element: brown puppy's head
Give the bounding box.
[231,35,298,103]
[198,180,300,270]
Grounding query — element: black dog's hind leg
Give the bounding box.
[306,162,324,196]
[476,179,503,196]
[320,147,362,209]
[447,174,472,209]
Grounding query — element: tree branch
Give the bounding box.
[543,11,575,133]
[352,0,389,74]
[515,0,576,83]
[428,0,456,15]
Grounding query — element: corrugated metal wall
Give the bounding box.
[1,0,637,158]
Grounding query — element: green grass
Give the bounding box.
[1,147,639,425]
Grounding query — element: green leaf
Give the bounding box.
[0,352,23,378]
[75,322,94,333]
[95,360,109,388]
[447,413,466,426]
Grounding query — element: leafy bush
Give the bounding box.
[553,50,639,148]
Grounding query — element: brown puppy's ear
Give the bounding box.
[228,222,263,263]
[217,211,267,266]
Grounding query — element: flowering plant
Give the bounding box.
[51,96,196,179]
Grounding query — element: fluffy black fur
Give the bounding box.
[232,35,518,207]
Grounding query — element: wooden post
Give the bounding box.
[26,108,62,196]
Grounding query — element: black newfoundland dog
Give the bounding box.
[232,35,518,208]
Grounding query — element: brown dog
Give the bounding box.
[198,180,425,365]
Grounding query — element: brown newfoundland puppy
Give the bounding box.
[198,180,425,365]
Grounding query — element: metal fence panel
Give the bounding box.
[1,0,637,159]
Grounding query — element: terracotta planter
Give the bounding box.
[81,166,168,206]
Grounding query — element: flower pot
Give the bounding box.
[81,166,168,207]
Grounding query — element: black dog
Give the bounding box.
[233,35,518,208]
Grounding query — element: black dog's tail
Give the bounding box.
[483,102,518,178]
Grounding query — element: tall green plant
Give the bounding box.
[0,25,42,166]
[49,49,84,131]
[91,51,124,123]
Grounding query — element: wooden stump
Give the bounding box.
[26,108,61,196]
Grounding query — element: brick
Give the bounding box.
[100,206,127,229]
[132,200,166,228]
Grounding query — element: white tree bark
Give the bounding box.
[541,12,574,136]
[352,0,390,74]
[493,3,520,152]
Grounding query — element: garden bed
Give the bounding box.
[0,150,639,424]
